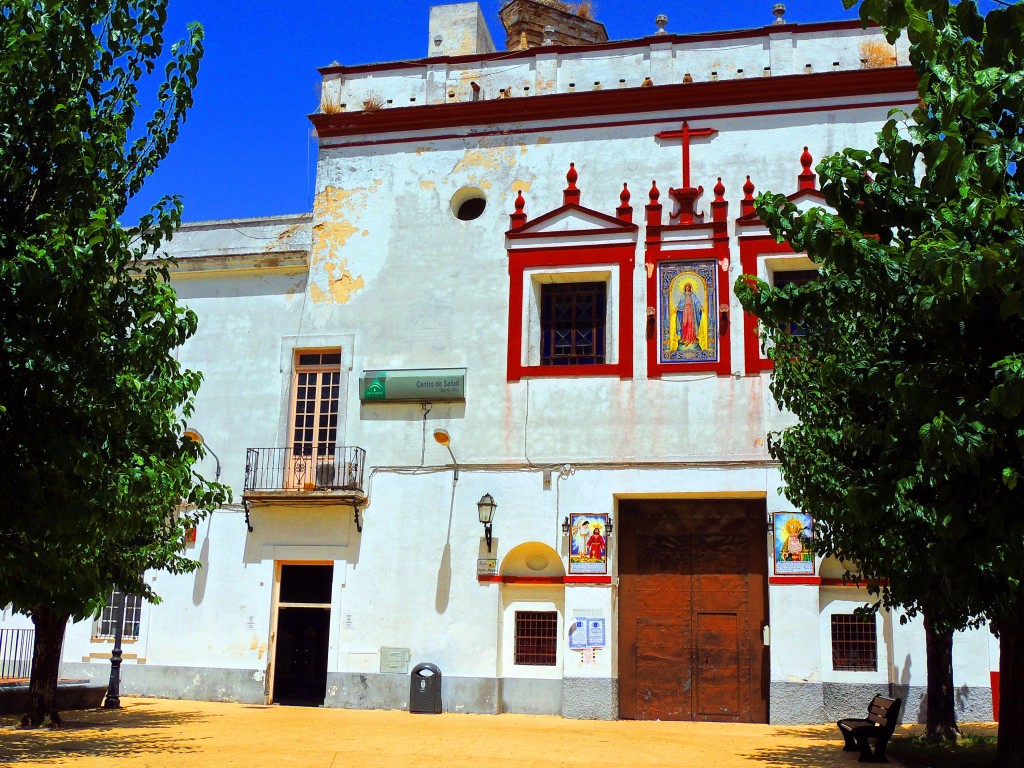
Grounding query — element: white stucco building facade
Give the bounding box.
[8,1,1000,723]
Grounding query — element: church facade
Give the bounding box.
[6,1,999,722]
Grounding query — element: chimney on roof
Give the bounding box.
[428,3,497,57]
[498,0,608,51]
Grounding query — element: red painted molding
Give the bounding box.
[319,21,875,77]
[476,574,613,584]
[311,69,918,140]
[768,576,822,585]
[319,96,919,152]
[819,578,890,588]
[738,235,795,374]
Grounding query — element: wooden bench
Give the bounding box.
[837,694,902,763]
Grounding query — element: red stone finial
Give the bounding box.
[510,189,528,229]
[798,146,816,190]
[711,177,728,223]
[563,162,581,205]
[741,175,756,217]
[645,180,662,230]
[616,182,633,223]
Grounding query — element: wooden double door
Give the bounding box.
[618,499,769,722]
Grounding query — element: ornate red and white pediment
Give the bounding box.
[644,122,733,378]
[504,164,637,381]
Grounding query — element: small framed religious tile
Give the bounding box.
[773,512,815,576]
[568,513,609,575]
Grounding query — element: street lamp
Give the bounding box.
[103,590,127,709]
[432,428,459,481]
[477,493,497,552]
[184,427,222,482]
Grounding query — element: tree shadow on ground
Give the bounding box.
[741,726,869,767]
[0,701,212,763]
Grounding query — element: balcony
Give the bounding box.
[243,446,367,507]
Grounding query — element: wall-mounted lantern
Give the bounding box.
[477,493,497,552]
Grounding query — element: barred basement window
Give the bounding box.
[93,589,142,640]
[540,282,606,366]
[514,610,558,666]
[831,613,877,671]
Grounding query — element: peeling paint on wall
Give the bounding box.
[420,180,436,190]
[311,262,366,304]
[265,222,305,252]
[310,182,380,304]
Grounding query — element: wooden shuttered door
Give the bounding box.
[618,499,769,722]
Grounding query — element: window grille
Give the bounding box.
[772,269,818,337]
[94,590,142,640]
[514,610,558,666]
[540,282,606,366]
[831,613,877,671]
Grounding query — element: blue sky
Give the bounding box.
[128,0,996,225]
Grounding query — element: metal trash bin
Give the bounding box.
[409,662,442,714]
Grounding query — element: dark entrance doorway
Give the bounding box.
[618,499,769,722]
[272,563,333,706]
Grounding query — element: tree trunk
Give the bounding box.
[18,607,69,729]
[998,619,1024,768]
[924,616,961,742]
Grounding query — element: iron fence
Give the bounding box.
[0,628,34,681]
[244,446,366,494]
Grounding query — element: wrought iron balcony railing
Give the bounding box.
[243,446,366,495]
[0,628,34,681]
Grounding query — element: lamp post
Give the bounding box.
[432,428,458,482]
[184,427,222,482]
[103,590,126,709]
[477,493,497,552]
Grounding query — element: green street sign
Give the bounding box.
[359,368,466,402]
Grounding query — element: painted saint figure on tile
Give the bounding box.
[658,260,719,364]
[676,282,704,350]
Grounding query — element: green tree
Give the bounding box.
[736,0,1023,763]
[0,1,225,727]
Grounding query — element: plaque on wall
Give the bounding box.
[772,512,815,576]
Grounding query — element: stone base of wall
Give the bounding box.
[59,662,266,704]
[771,681,994,724]
[325,673,500,714]
[500,677,562,715]
[892,684,994,724]
[562,677,617,720]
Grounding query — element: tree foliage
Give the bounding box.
[735,0,1022,762]
[0,1,225,725]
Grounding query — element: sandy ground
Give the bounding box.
[0,696,911,768]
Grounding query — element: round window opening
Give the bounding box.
[451,187,487,221]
